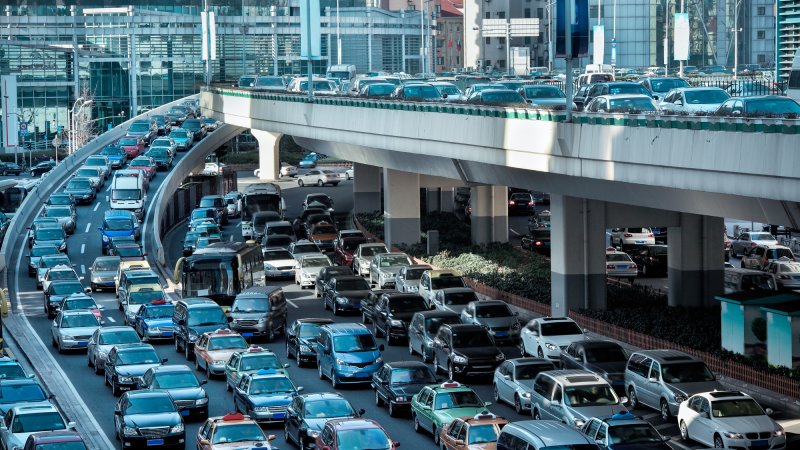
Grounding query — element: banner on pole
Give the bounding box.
[592,25,605,65]
[300,0,322,60]
[200,11,209,61]
[611,38,617,65]
[556,0,590,58]
[674,13,690,61]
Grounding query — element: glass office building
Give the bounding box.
[0,1,424,153]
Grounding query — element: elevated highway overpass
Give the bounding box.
[201,87,800,315]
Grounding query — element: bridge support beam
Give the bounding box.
[251,129,281,180]
[551,195,608,316]
[668,214,724,307]
[471,185,509,244]
[353,163,382,214]
[383,168,420,248]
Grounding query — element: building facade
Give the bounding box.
[0,1,425,154]
[777,0,799,80]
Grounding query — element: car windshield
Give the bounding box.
[608,424,664,444]
[336,428,391,450]
[746,98,800,115]
[152,139,171,147]
[368,84,396,95]
[516,363,552,380]
[481,91,525,104]
[660,362,715,383]
[452,330,494,347]
[76,169,98,177]
[380,255,411,267]
[144,305,174,319]
[191,210,214,221]
[128,290,163,305]
[208,335,247,350]
[298,323,324,338]
[540,321,582,336]
[116,246,143,258]
[99,330,140,345]
[36,228,63,240]
[232,298,269,313]
[125,395,175,414]
[86,158,106,167]
[342,239,367,251]
[104,219,133,231]
[241,354,283,371]
[684,89,730,104]
[250,377,294,394]
[153,371,198,389]
[390,367,436,384]
[199,198,223,208]
[46,207,72,218]
[63,298,96,310]
[42,256,70,268]
[564,384,619,406]
[31,247,59,257]
[650,79,689,92]
[49,270,76,281]
[0,364,25,380]
[302,257,329,267]
[711,398,764,417]
[0,383,46,404]
[436,85,461,95]
[264,249,293,260]
[468,424,500,444]
[475,304,512,318]
[333,334,378,352]
[299,80,336,91]
[116,348,160,365]
[51,283,83,295]
[609,97,657,111]
[148,149,168,157]
[266,225,293,236]
[585,345,627,363]
[11,412,65,433]
[169,131,188,139]
[431,276,466,290]
[525,87,565,99]
[751,233,776,241]
[187,308,226,327]
[294,243,320,254]
[780,263,800,273]
[360,246,387,257]
[312,225,336,235]
[211,422,266,444]
[112,189,141,200]
[61,314,98,328]
[443,292,476,306]
[129,123,150,132]
[607,254,632,262]
[336,279,371,291]
[66,179,91,190]
[130,158,151,167]
[47,195,72,205]
[434,390,483,409]
[389,296,427,313]
[304,399,354,418]
[424,316,461,334]
[118,138,138,146]
[102,147,123,156]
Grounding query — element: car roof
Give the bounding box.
[61,310,95,317]
[414,310,460,319]
[321,323,370,335]
[114,343,154,353]
[326,418,383,431]
[504,420,594,446]
[632,349,698,363]
[384,360,430,369]
[509,357,555,367]
[295,318,335,325]
[532,316,577,324]
[28,431,84,444]
[179,297,218,306]
[696,390,752,401]
[150,365,193,375]
[124,389,171,399]
[300,392,347,402]
[538,369,606,385]
[444,323,485,333]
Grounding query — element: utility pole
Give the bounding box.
[566,0,574,122]
[733,0,742,79]
[336,0,342,65]
[679,0,685,77]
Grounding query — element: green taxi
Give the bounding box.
[411,381,491,445]
[224,346,289,391]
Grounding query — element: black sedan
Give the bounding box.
[62,177,96,204]
[630,244,668,277]
[285,317,334,367]
[30,160,57,177]
[0,161,23,176]
[104,343,165,396]
[559,339,630,396]
[508,192,535,215]
[372,361,438,416]
[139,365,209,421]
[114,390,185,449]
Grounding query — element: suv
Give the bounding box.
[521,317,585,362]
[529,370,626,428]
[198,195,228,225]
[0,405,74,450]
[172,297,229,360]
[316,323,384,388]
[431,323,504,380]
[459,300,521,344]
[410,381,491,445]
[418,269,467,305]
[99,210,140,254]
[229,286,288,341]
[625,349,722,421]
[610,227,655,249]
[741,245,795,270]
[333,236,368,267]
[370,292,428,345]
[582,414,670,449]
[496,420,597,450]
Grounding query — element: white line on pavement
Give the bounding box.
[80,244,85,254]
[286,299,299,309]
[106,183,112,192]
[93,203,100,212]
[509,228,521,236]
[80,265,85,274]
[107,317,116,323]
[85,223,91,233]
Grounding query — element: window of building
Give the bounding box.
[485,12,490,19]
[485,59,492,67]
[456,56,460,65]
[497,11,506,18]
[758,54,767,63]
[757,30,766,39]
[538,8,544,19]
[757,6,766,15]
[589,5,605,18]
[437,57,444,65]
[524,36,532,44]
[524,8,531,18]
[485,37,491,44]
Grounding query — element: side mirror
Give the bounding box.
[766,407,774,416]
[114,410,122,416]
[503,374,511,380]
[227,316,233,322]
[550,399,561,407]
[161,358,168,363]
[358,408,366,417]
[268,434,276,441]
[648,377,658,383]
[393,442,401,448]
[674,100,683,106]
[379,344,385,351]
[97,227,103,231]
[484,401,492,407]
[531,330,539,337]
[297,386,304,392]
[731,110,742,117]
[199,380,208,386]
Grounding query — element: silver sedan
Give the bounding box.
[51,310,101,353]
[87,326,142,374]
[493,358,556,414]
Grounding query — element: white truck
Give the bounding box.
[111,170,146,220]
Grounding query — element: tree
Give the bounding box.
[71,82,97,153]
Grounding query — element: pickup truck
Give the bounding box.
[368,292,428,345]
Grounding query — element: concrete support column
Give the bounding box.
[668,214,724,307]
[551,194,608,317]
[353,163,382,214]
[383,168,420,248]
[250,129,281,181]
[471,185,509,244]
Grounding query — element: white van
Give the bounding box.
[111,170,146,219]
[326,64,357,82]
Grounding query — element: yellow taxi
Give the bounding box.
[193,329,249,377]
[439,410,509,450]
[196,413,277,449]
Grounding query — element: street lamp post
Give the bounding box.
[733,0,743,79]
[546,1,555,72]
[336,0,342,65]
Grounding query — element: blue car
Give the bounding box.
[232,369,302,424]
[316,323,384,387]
[132,300,175,342]
[168,128,194,151]
[298,158,316,168]
[99,210,139,254]
[99,145,127,169]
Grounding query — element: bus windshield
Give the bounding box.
[242,194,281,222]
[184,260,236,299]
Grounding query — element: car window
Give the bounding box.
[585,419,601,438]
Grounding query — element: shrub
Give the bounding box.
[221,151,259,165]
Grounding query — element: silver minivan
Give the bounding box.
[624,349,722,421]
[497,420,598,450]
[228,286,288,342]
[529,369,627,429]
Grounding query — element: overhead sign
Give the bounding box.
[19,122,27,136]
[1,75,19,148]
[482,19,540,38]
[674,13,690,61]
[611,38,617,65]
[556,0,590,58]
[593,25,605,65]
[300,0,322,60]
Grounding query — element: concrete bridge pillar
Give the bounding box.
[383,168,420,248]
[353,163,382,214]
[668,214,724,307]
[471,185,509,244]
[551,194,608,317]
[250,129,281,181]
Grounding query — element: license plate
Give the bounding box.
[273,413,285,419]
[635,240,645,244]
[496,333,508,338]
[242,332,254,337]
[752,441,768,447]
[162,332,173,337]
[281,271,291,277]
[180,410,190,416]
[353,372,369,377]
[77,342,88,347]
[147,439,164,446]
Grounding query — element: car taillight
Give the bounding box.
[508,200,515,205]
[607,264,615,269]
[527,202,534,206]
[647,233,654,237]
[624,233,633,237]
[780,275,791,280]
[648,256,655,261]
[535,241,543,246]
[751,242,758,246]
[629,264,637,269]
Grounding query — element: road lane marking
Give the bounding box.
[509,228,521,236]
[107,317,116,323]
[106,183,112,192]
[286,299,299,309]
[85,223,91,233]
[80,244,85,254]
[93,203,100,211]
[80,265,85,274]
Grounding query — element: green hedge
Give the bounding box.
[221,151,259,165]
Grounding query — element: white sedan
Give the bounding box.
[606,249,638,282]
[297,169,345,187]
[659,87,731,114]
[345,168,354,180]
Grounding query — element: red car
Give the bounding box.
[24,431,87,450]
[128,156,157,180]
[334,236,367,266]
[314,418,399,450]
[117,136,146,158]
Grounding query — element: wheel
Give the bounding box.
[297,179,304,187]
[679,420,689,441]
[628,387,639,409]
[226,380,232,392]
[493,384,500,403]
[195,357,201,371]
[448,362,456,381]
[375,390,384,407]
[104,372,110,387]
[515,394,523,414]
[315,286,320,297]
[714,434,724,448]
[433,355,442,375]
[284,422,292,444]
[533,408,542,420]
[537,347,544,358]
[413,413,422,433]
[318,362,325,380]
[285,341,293,359]
[421,346,432,363]
[408,340,415,356]
[174,337,182,353]
[267,326,276,343]
[362,312,370,324]
[386,334,395,346]
[660,399,672,422]
[93,358,102,375]
[388,401,397,417]
[332,182,339,187]
[432,426,440,445]
[332,301,339,316]
[642,265,648,277]
[205,361,211,379]
[316,179,323,187]
[185,342,194,361]
[323,297,329,311]
[331,371,340,389]
[111,380,121,396]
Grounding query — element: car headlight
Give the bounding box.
[380,270,392,278]
[408,285,419,292]
[671,390,687,402]
[521,392,531,398]
[170,423,184,434]
[307,430,319,438]
[375,356,383,365]
[62,334,75,341]
[118,376,133,383]
[302,271,312,279]
[336,297,347,304]
[573,418,585,428]
[496,352,505,361]
[336,358,347,366]
[773,429,785,437]
[123,426,138,436]
[102,235,109,242]
[723,431,744,439]
[360,260,370,267]
[545,343,558,351]
[196,398,208,406]
[212,360,227,365]
[264,263,275,270]
[452,354,467,364]
[389,319,403,327]
[512,321,521,329]
[299,345,311,353]
[396,396,410,402]
[188,331,198,342]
